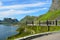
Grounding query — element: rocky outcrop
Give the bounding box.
[50,0,60,11]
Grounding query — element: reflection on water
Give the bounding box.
[0,25,18,40]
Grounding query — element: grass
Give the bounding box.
[36,10,60,21]
[7,25,60,40]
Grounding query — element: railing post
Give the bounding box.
[39,21,40,26]
[55,20,57,26]
[53,21,54,25]
[32,21,34,26]
[26,21,27,26]
[46,20,50,31]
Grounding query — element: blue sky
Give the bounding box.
[0,0,52,20]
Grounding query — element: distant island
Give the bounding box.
[0,18,19,25]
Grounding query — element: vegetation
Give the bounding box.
[36,10,60,21]
[7,10,60,40]
[20,15,37,24]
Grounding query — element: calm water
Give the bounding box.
[0,25,18,40]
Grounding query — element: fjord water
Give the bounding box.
[0,25,18,40]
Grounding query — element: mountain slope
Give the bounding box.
[20,15,37,24]
[37,10,60,21]
[37,0,60,21]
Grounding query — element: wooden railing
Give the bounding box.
[26,20,60,26]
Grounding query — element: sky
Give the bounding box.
[0,0,52,20]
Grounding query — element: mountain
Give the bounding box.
[37,0,60,21]
[50,0,60,11]
[20,15,37,24]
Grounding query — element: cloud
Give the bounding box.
[0,1,3,6]
[0,7,47,17]
[1,0,14,2]
[0,1,48,16]
[0,2,49,9]
[0,1,49,19]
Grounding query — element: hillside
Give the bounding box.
[37,0,60,21]
[37,10,60,21]
[20,15,37,24]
